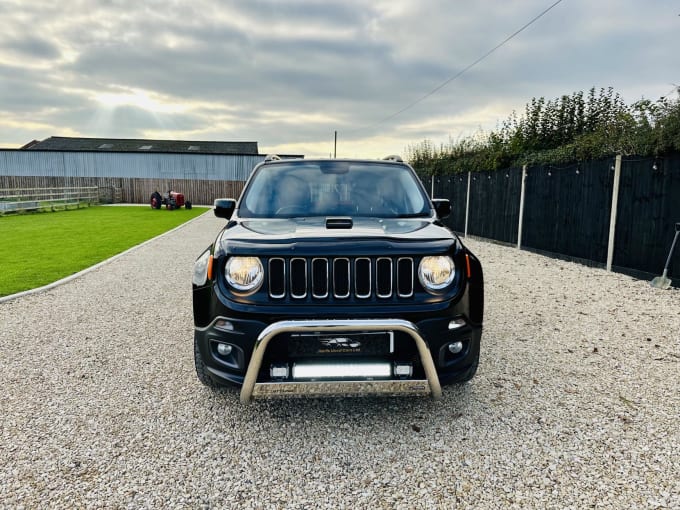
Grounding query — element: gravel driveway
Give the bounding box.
[1,211,678,509]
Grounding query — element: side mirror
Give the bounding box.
[432,199,451,219]
[214,198,236,219]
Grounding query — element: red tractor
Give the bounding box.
[150,190,192,210]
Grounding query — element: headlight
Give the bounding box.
[418,256,455,292]
[225,257,264,294]
[193,250,211,286]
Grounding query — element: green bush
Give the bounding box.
[407,87,680,175]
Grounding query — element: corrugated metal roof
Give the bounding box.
[24,136,260,155]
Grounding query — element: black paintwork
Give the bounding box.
[192,158,484,389]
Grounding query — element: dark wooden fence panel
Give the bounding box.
[613,155,680,279]
[434,173,467,233]
[522,160,613,264]
[468,167,522,244]
[415,153,680,285]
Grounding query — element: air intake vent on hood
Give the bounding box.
[325,217,353,229]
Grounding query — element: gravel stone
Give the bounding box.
[1,212,678,509]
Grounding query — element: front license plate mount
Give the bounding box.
[287,331,394,357]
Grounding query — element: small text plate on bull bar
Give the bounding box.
[287,331,394,357]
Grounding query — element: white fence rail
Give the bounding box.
[0,187,99,214]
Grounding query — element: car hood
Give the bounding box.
[226,217,452,241]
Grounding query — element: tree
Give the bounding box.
[406,87,680,175]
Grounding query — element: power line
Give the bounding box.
[660,84,679,99]
[346,0,566,134]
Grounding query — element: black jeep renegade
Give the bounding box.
[192,156,483,402]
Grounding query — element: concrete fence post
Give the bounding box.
[606,155,622,272]
[517,165,527,249]
[464,171,471,237]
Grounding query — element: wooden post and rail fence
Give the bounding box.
[0,187,99,214]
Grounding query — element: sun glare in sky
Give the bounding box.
[93,89,184,114]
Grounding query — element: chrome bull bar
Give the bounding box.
[240,319,442,403]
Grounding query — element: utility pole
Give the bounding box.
[334,131,337,159]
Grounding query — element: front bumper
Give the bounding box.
[241,319,442,403]
[196,316,481,402]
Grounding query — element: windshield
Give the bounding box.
[239,161,431,218]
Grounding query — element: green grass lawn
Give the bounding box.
[0,205,208,297]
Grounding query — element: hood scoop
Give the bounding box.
[325,217,353,229]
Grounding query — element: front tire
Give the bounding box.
[448,348,479,383]
[150,191,162,209]
[451,360,478,383]
[194,334,224,389]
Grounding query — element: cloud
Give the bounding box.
[0,36,61,60]
[0,0,678,157]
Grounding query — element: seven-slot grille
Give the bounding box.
[268,257,415,299]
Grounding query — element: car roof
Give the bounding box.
[262,157,407,166]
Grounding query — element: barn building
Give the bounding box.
[0,136,302,205]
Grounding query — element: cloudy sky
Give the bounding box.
[0,0,678,158]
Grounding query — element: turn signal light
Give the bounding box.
[207,255,214,280]
[448,318,466,330]
[214,319,234,332]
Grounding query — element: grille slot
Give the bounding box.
[268,257,414,300]
[376,258,393,298]
[269,258,286,298]
[397,257,414,298]
[355,258,371,298]
[311,258,329,298]
[290,258,307,298]
[333,258,350,298]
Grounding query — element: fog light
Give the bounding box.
[393,363,413,379]
[270,364,289,380]
[448,341,463,354]
[217,343,233,356]
[448,318,466,330]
